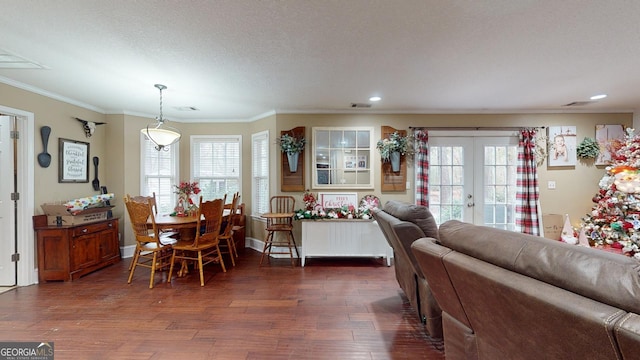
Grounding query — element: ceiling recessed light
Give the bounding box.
[590,94,607,100]
[369,96,381,102]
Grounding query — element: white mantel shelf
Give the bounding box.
[300,219,393,267]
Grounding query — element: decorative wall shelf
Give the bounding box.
[380,125,407,192]
[281,126,305,192]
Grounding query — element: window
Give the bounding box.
[140,134,179,214]
[191,135,241,202]
[312,127,374,189]
[252,131,269,216]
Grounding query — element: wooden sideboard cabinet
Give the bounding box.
[33,215,120,282]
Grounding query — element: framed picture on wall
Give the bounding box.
[58,138,90,183]
[344,155,367,170]
[595,124,625,165]
[548,126,577,167]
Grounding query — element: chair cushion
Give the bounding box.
[159,233,178,245]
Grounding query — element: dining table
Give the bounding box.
[152,213,200,241]
[150,209,236,277]
[151,209,235,238]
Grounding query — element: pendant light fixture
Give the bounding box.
[141,84,181,151]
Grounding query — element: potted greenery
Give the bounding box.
[277,134,306,172]
[376,131,411,172]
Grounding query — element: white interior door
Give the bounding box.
[425,135,518,230]
[0,115,16,285]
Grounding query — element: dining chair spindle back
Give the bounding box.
[219,192,240,266]
[124,196,175,288]
[168,196,227,286]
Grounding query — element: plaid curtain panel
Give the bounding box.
[414,129,429,206]
[515,128,541,235]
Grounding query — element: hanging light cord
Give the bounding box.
[156,84,166,125]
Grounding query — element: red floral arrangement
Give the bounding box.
[174,181,201,197]
[302,189,317,210]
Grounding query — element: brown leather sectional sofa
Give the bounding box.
[372,200,442,338]
[411,220,640,359]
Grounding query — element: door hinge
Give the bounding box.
[10,192,19,201]
[10,130,19,139]
[11,253,20,262]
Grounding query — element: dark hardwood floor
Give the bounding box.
[0,250,444,359]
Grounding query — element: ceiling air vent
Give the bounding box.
[174,106,199,111]
[562,101,593,107]
[350,103,372,108]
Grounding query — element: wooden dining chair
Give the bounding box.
[168,196,227,286]
[126,192,158,214]
[124,196,176,289]
[219,192,240,266]
[260,195,299,267]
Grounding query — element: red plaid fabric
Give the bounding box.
[515,129,541,235]
[414,129,429,206]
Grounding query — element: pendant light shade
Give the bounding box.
[141,84,181,151]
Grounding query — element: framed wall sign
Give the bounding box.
[317,192,358,209]
[595,124,625,165]
[59,138,90,183]
[547,126,577,167]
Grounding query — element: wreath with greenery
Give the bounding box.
[576,137,600,159]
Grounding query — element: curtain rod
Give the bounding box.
[409,126,546,131]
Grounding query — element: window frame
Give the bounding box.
[190,134,242,202]
[311,126,374,189]
[251,130,270,217]
[139,133,179,214]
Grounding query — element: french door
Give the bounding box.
[0,115,16,285]
[425,135,518,230]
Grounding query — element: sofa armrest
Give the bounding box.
[411,238,472,328]
[616,313,640,359]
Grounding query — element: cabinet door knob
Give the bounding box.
[108,223,113,227]
[82,228,88,233]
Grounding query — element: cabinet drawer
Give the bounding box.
[72,219,117,237]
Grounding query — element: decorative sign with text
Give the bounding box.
[318,192,358,209]
[59,138,90,183]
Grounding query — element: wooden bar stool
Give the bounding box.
[260,196,298,267]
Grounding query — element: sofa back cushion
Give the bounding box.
[372,208,403,249]
[439,220,640,314]
[383,200,439,240]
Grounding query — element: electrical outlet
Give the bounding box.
[547,180,556,190]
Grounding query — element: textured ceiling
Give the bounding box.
[1,0,639,122]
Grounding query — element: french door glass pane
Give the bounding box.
[481,144,517,231]
[429,145,465,225]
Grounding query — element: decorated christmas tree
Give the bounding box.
[581,128,640,258]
